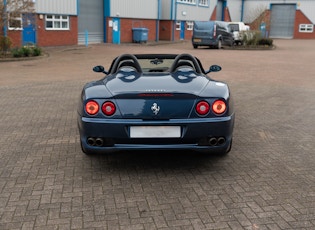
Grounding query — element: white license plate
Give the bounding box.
[130,126,181,138]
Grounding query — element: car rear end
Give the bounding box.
[78,90,234,154]
[192,21,218,48]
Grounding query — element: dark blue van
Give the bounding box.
[192,21,234,49]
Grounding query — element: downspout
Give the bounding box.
[171,0,174,41]
[172,0,178,41]
[104,0,111,43]
[3,0,8,37]
[241,0,245,22]
[156,0,161,42]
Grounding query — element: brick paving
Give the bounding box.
[0,40,315,229]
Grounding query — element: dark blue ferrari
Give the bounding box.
[77,53,234,155]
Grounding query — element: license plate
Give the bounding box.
[193,38,201,42]
[130,126,181,138]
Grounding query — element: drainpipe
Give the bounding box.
[156,0,161,42]
[104,0,111,43]
[3,0,8,37]
[172,0,178,41]
[241,0,245,22]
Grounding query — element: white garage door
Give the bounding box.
[78,0,104,44]
[270,4,295,38]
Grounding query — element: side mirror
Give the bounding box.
[205,65,222,74]
[93,65,108,74]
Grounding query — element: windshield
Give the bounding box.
[137,58,175,72]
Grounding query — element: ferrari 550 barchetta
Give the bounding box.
[77,53,234,155]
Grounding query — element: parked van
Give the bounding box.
[192,21,234,49]
[229,22,250,45]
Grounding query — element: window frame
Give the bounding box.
[177,0,197,5]
[45,14,70,30]
[176,21,181,30]
[299,24,314,33]
[8,13,22,30]
[186,21,194,31]
[198,0,209,7]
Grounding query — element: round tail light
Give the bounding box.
[102,101,116,116]
[85,100,99,115]
[196,101,210,115]
[212,100,227,115]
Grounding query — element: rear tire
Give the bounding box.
[193,44,198,49]
[216,40,222,49]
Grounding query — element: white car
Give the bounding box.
[229,22,250,45]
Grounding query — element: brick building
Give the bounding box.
[2,0,315,47]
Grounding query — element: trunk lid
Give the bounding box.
[104,73,210,119]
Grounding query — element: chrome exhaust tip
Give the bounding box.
[87,137,96,146]
[95,138,104,147]
[209,137,218,146]
[217,137,226,146]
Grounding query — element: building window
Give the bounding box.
[299,24,313,33]
[186,21,193,30]
[198,0,209,6]
[177,0,196,4]
[176,21,181,30]
[8,13,22,30]
[45,15,69,30]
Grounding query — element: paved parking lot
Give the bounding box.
[0,39,315,230]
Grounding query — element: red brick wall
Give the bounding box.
[294,10,315,39]
[185,28,193,41]
[37,15,78,47]
[174,26,180,41]
[106,18,157,43]
[224,7,231,22]
[210,6,217,20]
[106,18,112,43]
[159,20,173,41]
[209,6,231,22]
[7,30,22,47]
[248,10,271,31]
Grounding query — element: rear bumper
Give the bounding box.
[78,115,235,154]
[192,37,218,47]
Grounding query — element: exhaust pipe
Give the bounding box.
[95,138,104,147]
[217,137,226,146]
[87,137,96,146]
[209,137,218,146]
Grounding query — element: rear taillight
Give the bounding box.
[213,25,216,37]
[212,100,227,115]
[85,100,99,115]
[196,101,210,115]
[102,101,116,116]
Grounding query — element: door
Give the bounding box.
[22,14,36,45]
[78,0,104,44]
[270,4,295,38]
[112,18,120,44]
[180,21,185,40]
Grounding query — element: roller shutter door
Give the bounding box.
[270,4,295,38]
[78,0,104,44]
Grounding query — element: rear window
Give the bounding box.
[229,24,240,31]
[194,21,215,31]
